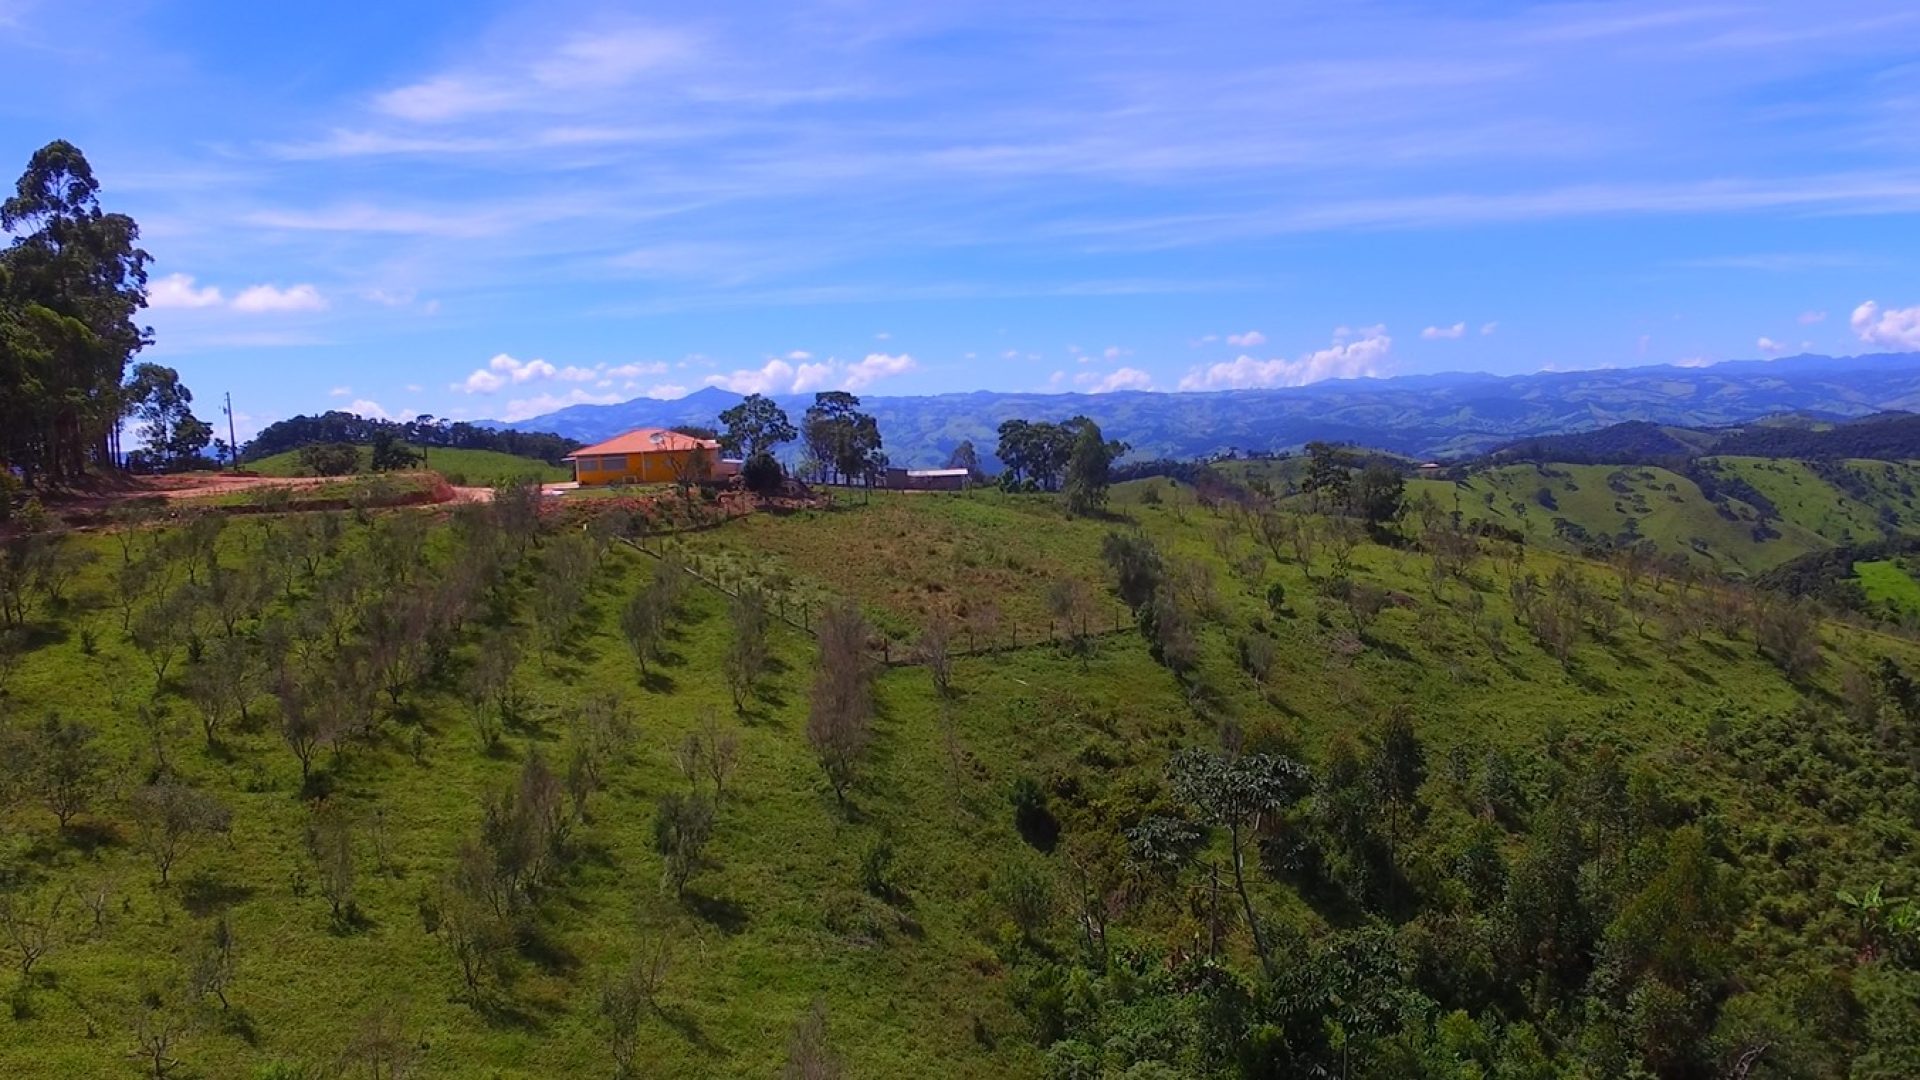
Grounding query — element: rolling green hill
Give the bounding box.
[4,487,1920,1076]
[248,443,570,485]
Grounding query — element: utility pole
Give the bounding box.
[224,392,239,470]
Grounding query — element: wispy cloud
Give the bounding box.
[1422,322,1467,340]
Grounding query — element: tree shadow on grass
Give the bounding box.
[656,1003,716,1052]
[683,889,749,935]
[639,670,678,694]
[181,872,256,918]
[518,925,581,975]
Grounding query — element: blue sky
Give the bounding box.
[5,0,1920,437]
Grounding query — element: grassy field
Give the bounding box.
[248,444,570,486]
[4,486,1920,1075]
[1856,558,1920,618]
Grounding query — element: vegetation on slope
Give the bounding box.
[247,444,569,486]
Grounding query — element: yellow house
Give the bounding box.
[564,428,722,486]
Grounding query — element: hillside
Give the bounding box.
[248,444,570,486]
[495,352,1920,467]
[3,482,1920,1075]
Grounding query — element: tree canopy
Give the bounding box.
[801,391,886,484]
[0,140,153,484]
[718,394,797,459]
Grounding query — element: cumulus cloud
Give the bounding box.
[349,398,391,419]
[455,353,666,393]
[1089,367,1153,393]
[1798,310,1827,325]
[1756,336,1787,355]
[1851,301,1920,350]
[147,273,225,310]
[1225,330,1266,347]
[231,283,328,313]
[702,352,916,395]
[1422,322,1467,340]
[1179,326,1392,391]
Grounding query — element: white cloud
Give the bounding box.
[604,361,668,379]
[455,353,569,393]
[873,331,891,341]
[1798,310,1827,325]
[1851,301,1920,349]
[348,398,390,419]
[329,386,351,397]
[1480,322,1499,336]
[405,384,423,393]
[1179,325,1392,391]
[231,283,328,313]
[1422,322,1468,340]
[1756,336,1787,355]
[1674,355,1715,368]
[644,384,688,399]
[702,352,917,395]
[1102,345,1130,360]
[844,352,917,390]
[786,350,814,361]
[147,273,224,310]
[1089,367,1153,393]
[1225,330,1266,347]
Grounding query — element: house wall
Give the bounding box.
[572,449,709,486]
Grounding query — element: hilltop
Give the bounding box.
[494,351,1920,467]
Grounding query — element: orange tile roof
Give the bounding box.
[564,428,721,458]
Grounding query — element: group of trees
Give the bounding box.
[242,411,580,465]
[0,141,224,484]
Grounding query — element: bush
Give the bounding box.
[1010,776,1059,852]
[298,442,361,477]
[743,453,784,496]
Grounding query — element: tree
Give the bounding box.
[1166,749,1311,975]
[1354,462,1406,532]
[807,601,874,807]
[652,791,715,898]
[185,915,236,1011]
[26,712,103,828]
[309,802,357,926]
[945,440,983,481]
[1302,442,1352,512]
[1063,418,1122,516]
[741,451,785,496]
[123,363,211,470]
[717,393,796,458]
[1,140,152,485]
[783,999,843,1080]
[724,585,769,712]
[130,781,232,886]
[1101,531,1163,611]
[368,431,420,472]
[620,582,668,681]
[801,391,886,485]
[297,442,360,477]
[602,930,673,1078]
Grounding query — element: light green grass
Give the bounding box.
[1856,558,1920,617]
[248,444,569,485]
[5,490,1920,1075]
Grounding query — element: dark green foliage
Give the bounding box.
[1009,776,1059,851]
[801,391,886,484]
[742,451,784,495]
[369,431,422,472]
[243,410,577,464]
[297,442,360,477]
[1354,461,1406,529]
[1063,418,1124,517]
[1,141,152,485]
[1101,531,1163,611]
[718,393,796,458]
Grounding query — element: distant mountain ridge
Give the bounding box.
[491,351,1920,467]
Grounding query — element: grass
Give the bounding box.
[247,445,569,486]
[1856,558,1920,618]
[4,486,1920,1075]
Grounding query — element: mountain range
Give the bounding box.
[493,351,1920,466]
